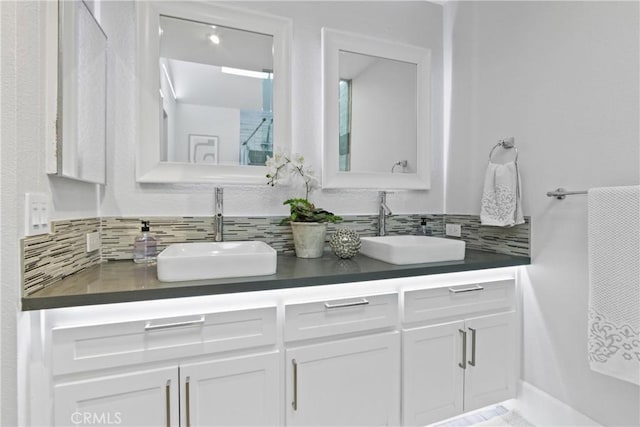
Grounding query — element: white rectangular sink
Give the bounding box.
[359,235,465,265]
[157,241,277,282]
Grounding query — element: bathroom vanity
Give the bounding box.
[22,251,527,426]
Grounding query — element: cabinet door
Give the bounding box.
[54,366,179,427]
[463,311,517,412]
[180,352,280,426]
[402,321,465,426]
[286,332,400,426]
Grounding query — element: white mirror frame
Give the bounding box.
[137,2,291,184]
[321,28,431,190]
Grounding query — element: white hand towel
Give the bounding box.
[588,185,640,385]
[480,162,524,227]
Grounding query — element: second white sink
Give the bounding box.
[360,235,465,265]
[157,241,277,282]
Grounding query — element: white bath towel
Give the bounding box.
[480,162,524,227]
[588,185,640,385]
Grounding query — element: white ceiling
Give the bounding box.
[160,15,273,72]
[167,58,264,110]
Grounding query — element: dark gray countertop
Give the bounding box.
[21,250,530,311]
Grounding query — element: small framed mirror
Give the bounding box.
[137,2,291,184]
[54,0,108,184]
[322,28,431,190]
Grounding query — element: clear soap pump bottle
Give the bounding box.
[133,220,158,264]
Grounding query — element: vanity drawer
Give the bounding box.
[404,280,515,325]
[52,306,276,375]
[285,292,398,342]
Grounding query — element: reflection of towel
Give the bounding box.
[480,162,524,227]
[588,185,640,385]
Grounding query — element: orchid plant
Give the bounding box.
[266,152,342,224]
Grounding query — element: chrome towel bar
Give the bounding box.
[546,187,588,200]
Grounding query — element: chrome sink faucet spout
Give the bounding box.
[378,191,392,236]
[214,187,223,242]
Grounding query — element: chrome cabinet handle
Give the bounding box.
[468,327,477,367]
[145,316,205,331]
[291,359,298,411]
[185,376,191,427]
[324,299,369,309]
[165,379,171,427]
[458,329,467,369]
[449,285,484,294]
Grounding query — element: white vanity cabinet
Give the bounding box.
[49,307,280,427]
[35,271,522,427]
[402,280,517,426]
[284,293,401,426]
[179,352,280,426]
[55,366,180,426]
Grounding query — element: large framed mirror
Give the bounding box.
[322,28,431,190]
[137,2,291,184]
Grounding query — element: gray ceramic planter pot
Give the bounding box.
[290,222,328,258]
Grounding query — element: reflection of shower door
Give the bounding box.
[240,111,273,166]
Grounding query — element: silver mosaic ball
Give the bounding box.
[329,228,361,259]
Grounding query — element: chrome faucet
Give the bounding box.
[378,191,392,236]
[214,187,223,242]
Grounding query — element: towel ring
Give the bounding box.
[489,138,518,164]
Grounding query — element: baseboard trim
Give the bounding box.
[506,380,601,426]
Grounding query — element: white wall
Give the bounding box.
[445,1,640,425]
[100,1,444,217]
[173,103,240,164]
[350,58,417,174]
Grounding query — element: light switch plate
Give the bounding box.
[24,193,50,237]
[86,232,100,252]
[445,223,461,238]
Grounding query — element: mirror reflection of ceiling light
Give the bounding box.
[209,25,217,29]
[221,67,272,80]
[161,63,177,99]
[208,34,220,45]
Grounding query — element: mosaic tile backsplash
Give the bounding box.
[22,214,529,294]
[22,218,101,295]
[101,215,445,259]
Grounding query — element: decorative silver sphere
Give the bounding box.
[329,228,361,259]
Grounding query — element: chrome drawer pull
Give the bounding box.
[292,359,298,411]
[458,329,467,369]
[185,376,191,427]
[448,285,484,294]
[145,316,205,331]
[468,327,477,367]
[324,299,369,309]
[165,379,171,427]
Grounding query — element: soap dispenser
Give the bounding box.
[416,218,432,236]
[133,220,158,264]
